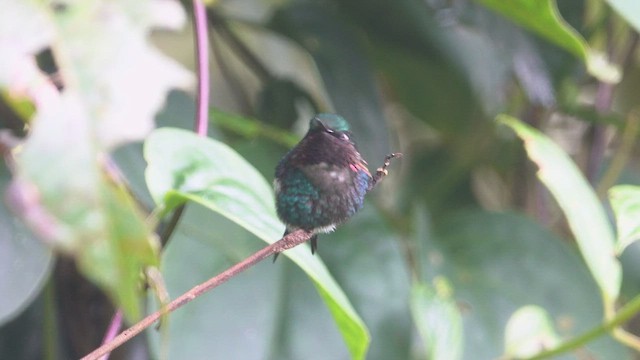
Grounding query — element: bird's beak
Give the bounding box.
[311,117,328,131]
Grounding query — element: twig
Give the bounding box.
[79,229,314,360]
[369,153,403,190]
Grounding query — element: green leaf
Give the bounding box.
[476,0,620,83]
[0,166,53,326]
[144,127,370,359]
[75,183,159,321]
[431,210,626,359]
[499,115,621,303]
[504,306,561,358]
[1,0,188,322]
[606,0,640,34]
[316,205,412,360]
[609,185,640,254]
[411,279,463,360]
[9,93,159,321]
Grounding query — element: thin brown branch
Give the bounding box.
[81,152,400,359]
[80,229,314,360]
[369,153,403,190]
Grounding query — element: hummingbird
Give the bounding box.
[273,113,374,258]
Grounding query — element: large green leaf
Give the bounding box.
[144,127,370,359]
[0,0,187,321]
[499,115,621,303]
[430,210,626,359]
[476,0,620,83]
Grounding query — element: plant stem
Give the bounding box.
[159,0,210,246]
[97,310,122,360]
[194,0,210,137]
[522,293,640,359]
[43,279,58,360]
[79,229,314,360]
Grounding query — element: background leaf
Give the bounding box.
[609,185,640,253]
[411,280,463,360]
[269,2,390,162]
[1,0,188,322]
[475,0,620,83]
[0,165,53,326]
[500,115,622,302]
[428,210,626,359]
[504,305,561,358]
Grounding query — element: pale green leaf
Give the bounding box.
[411,279,462,360]
[144,127,370,360]
[499,115,621,302]
[476,0,620,83]
[609,185,640,254]
[504,306,560,358]
[1,0,186,321]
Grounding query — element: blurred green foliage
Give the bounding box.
[3,0,640,359]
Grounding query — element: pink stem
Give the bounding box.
[98,310,123,360]
[193,0,210,137]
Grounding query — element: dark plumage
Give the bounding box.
[274,114,372,255]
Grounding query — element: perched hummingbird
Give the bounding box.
[274,113,373,256]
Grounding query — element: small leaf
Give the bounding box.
[504,306,560,358]
[476,0,620,83]
[411,279,463,360]
[499,115,621,302]
[609,185,640,254]
[144,127,370,359]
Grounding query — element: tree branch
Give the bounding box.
[80,229,314,360]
